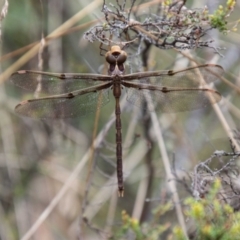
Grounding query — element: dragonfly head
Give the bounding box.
[105,46,127,76]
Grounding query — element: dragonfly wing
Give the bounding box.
[123,64,222,113]
[123,64,224,87]
[126,87,221,112]
[15,89,110,118]
[10,71,111,95]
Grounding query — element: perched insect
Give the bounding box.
[10,46,223,196]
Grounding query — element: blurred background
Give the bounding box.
[0,0,240,239]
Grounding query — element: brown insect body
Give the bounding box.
[105,46,128,196]
[10,45,223,197]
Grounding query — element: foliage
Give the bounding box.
[110,205,172,240]
[110,179,240,240]
[209,0,237,32]
[175,179,240,240]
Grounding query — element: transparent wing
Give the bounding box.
[10,71,111,95]
[126,87,221,112]
[124,65,222,112]
[123,64,223,86]
[15,89,110,118]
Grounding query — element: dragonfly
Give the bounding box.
[10,45,223,197]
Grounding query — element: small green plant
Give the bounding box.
[209,0,236,32]
[111,179,240,240]
[174,178,240,240]
[111,204,172,240]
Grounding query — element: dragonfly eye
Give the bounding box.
[105,49,127,65]
[116,51,127,64]
[106,52,117,64]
